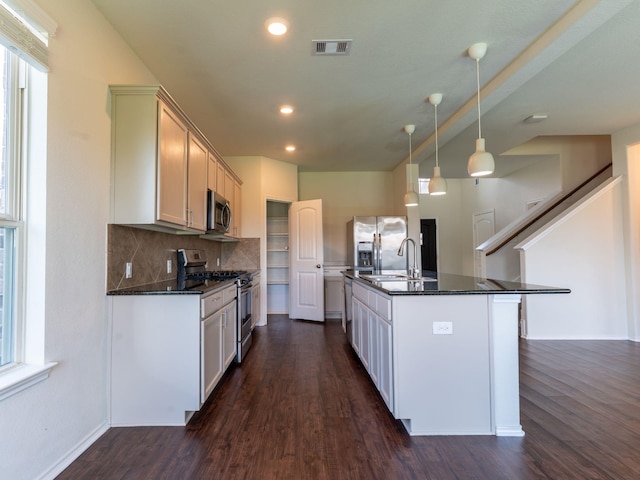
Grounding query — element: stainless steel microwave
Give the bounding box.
[207,190,232,234]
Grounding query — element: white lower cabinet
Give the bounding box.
[351,297,361,356]
[351,282,393,412]
[358,301,370,371]
[109,283,237,427]
[222,301,237,368]
[377,316,393,411]
[348,278,496,436]
[110,294,201,427]
[251,274,261,329]
[201,286,237,403]
[201,310,224,403]
[368,309,379,387]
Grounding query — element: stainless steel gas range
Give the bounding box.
[178,249,254,363]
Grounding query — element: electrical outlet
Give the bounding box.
[167,259,172,274]
[125,262,132,279]
[217,257,220,267]
[433,321,453,335]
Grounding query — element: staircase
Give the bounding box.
[476,163,612,281]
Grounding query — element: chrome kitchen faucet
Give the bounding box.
[398,237,420,279]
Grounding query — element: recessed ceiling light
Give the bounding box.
[285,145,296,152]
[266,18,288,36]
[279,105,294,115]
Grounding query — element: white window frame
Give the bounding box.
[0,51,23,370]
[0,0,56,401]
[418,178,430,195]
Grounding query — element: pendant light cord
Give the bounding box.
[434,104,439,168]
[408,132,413,185]
[476,58,482,139]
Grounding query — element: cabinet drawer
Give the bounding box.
[201,291,224,318]
[201,284,237,318]
[223,285,237,304]
[353,282,368,303]
[375,295,391,321]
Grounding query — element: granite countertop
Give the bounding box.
[106,278,237,296]
[343,270,570,296]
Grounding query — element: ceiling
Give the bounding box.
[91,0,640,178]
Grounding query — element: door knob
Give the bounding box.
[316,264,321,268]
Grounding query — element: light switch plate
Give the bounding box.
[125,262,132,279]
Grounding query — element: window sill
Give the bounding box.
[0,362,57,401]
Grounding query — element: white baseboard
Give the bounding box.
[37,421,109,480]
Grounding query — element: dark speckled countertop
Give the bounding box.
[106,278,237,296]
[343,270,570,296]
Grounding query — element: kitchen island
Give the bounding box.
[343,271,569,436]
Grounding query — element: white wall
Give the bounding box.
[612,123,640,341]
[225,156,263,238]
[299,171,397,265]
[225,156,298,325]
[0,2,157,479]
[504,135,612,191]
[418,136,610,277]
[418,179,467,274]
[518,178,628,339]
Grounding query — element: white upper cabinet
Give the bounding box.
[187,133,208,231]
[157,101,189,226]
[109,85,240,235]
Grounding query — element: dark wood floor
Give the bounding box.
[57,315,640,479]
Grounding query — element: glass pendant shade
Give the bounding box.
[404,188,419,207]
[428,166,447,195]
[468,138,495,177]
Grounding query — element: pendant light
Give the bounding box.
[427,93,446,195]
[467,42,495,177]
[403,124,419,207]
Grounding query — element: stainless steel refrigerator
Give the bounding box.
[346,216,408,272]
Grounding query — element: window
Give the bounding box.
[418,178,430,194]
[0,0,56,399]
[0,45,20,369]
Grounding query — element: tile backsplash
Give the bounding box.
[107,224,260,291]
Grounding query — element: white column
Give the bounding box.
[489,294,525,436]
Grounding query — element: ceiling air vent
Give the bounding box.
[312,39,352,56]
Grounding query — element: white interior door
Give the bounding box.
[472,209,495,278]
[289,199,324,322]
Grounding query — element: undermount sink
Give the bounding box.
[360,273,409,282]
[360,273,438,283]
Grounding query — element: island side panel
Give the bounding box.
[392,295,493,435]
[490,294,525,436]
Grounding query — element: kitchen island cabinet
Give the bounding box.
[344,271,569,436]
[351,281,394,412]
